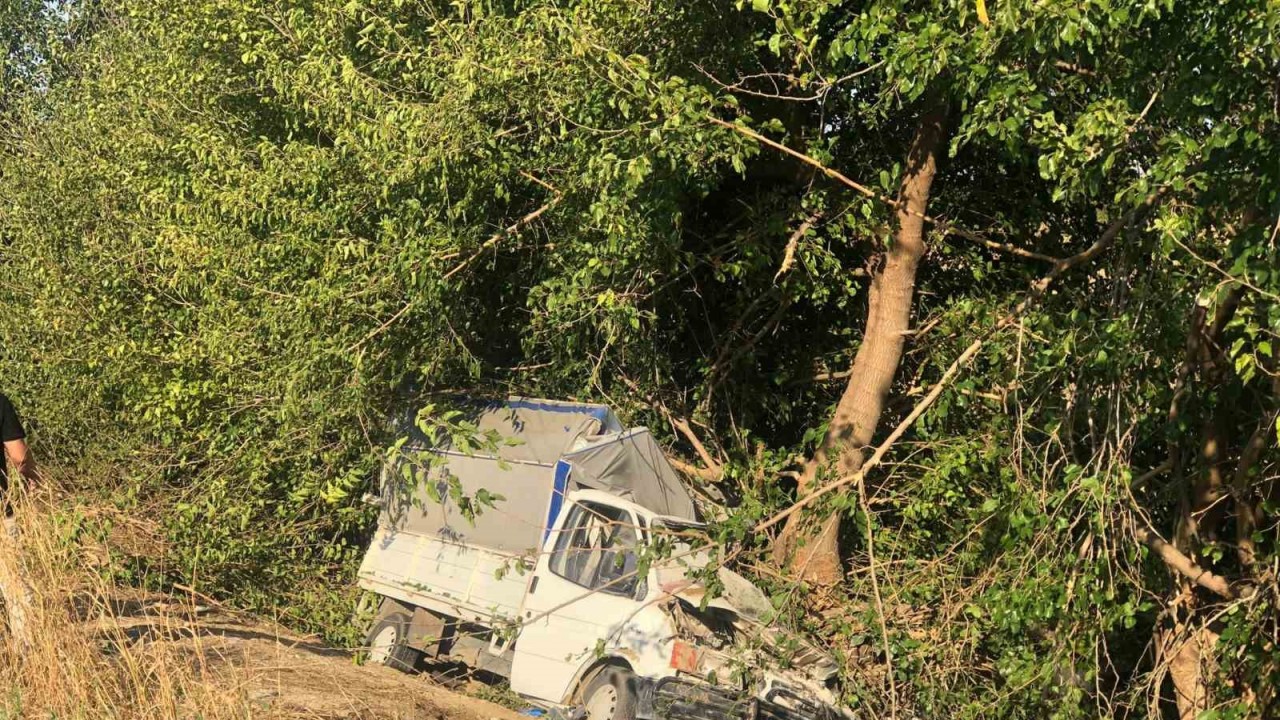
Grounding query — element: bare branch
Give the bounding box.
[1130,460,1174,492]
[937,221,1061,263]
[668,456,720,482]
[1170,234,1280,303]
[696,65,827,102]
[673,416,721,473]
[856,458,897,715]
[710,116,884,202]
[620,376,723,475]
[1054,60,1097,77]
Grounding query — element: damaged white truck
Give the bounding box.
[358,398,844,720]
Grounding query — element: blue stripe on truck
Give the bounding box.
[545,460,572,542]
[503,398,611,424]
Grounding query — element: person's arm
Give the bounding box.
[0,397,33,484]
[3,439,34,483]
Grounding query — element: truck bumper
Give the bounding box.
[640,677,844,720]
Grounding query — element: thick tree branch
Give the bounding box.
[620,376,723,476]
[1134,524,1237,599]
[672,417,721,474]
[668,456,720,482]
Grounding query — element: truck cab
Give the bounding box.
[510,488,840,715]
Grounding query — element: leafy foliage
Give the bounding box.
[0,0,1278,717]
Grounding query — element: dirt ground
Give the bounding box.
[88,592,526,720]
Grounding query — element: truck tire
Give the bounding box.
[363,608,421,672]
[581,667,639,720]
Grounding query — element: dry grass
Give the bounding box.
[0,490,271,720]
[0,486,527,720]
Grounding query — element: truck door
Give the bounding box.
[509,498,650,702]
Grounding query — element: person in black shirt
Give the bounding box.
[0,395,34,511]
[0,394,34,646]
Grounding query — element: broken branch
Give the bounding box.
[673,417,721,474]
[620,376,723,476]
[668,456,721,482]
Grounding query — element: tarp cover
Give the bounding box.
[564,428,698,521]
[383,401,696,554]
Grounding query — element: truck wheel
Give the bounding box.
[581,668,638,720]
[364,609,420,672]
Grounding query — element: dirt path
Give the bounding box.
[91,593,525,720]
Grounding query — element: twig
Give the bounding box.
[857,468,897,717]
[831,61,888,85]
[1169,234,1280,303]
[709,117,882,203]
[344,300,415,354]
[757,332,986,534]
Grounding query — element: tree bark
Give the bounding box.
[1167,623,1220,720]
[775,98,948,585]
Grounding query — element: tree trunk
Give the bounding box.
[1166,621,1220,720]
[775,99,948,585]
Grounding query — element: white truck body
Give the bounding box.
[358,398,840,715]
